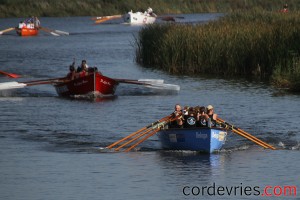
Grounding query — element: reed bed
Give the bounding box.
[1,0,300,17]
[135,10,300,91]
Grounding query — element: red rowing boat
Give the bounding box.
[16,27,39,36]
[54,72,119,97]
[0,70,180,97]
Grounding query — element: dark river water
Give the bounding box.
[0,14,299,200]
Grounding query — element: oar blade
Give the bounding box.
[94,15,122,24]
[0,81,26,90]
[94,18,111,24]
[54,30,69,35]
[138,79,164,84]
[0,70,21,78]
[40,27,65,36]
[50,32,60,36]
[115,78,180,91]
[0,27,15,35]
[145,83,180,91]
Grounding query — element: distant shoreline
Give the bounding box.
[0,0,299,18]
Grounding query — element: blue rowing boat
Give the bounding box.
[157,127,227,153]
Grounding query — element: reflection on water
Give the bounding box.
[156,151,227,179]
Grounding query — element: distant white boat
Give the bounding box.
[123,7,157,24]
[93,7,177,25]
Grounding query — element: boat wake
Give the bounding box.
[70,92,117,102]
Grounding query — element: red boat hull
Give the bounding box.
[16,28,39,36]
[54,72,119,97]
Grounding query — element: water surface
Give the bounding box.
[0,15,299,200]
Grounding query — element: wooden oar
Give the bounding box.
[114,78,180,91]
[106,114,172,149]
[40,27,59,36]
[124,129,160,152]
[93,15,122,24]
[0,27,15,35]
[219,118,276,150]
[217,118,270,149]
[217,118,276,150]
[0,70,21,78]
[0,77,66,91]
[115,128,154,151]
[22,77,66,84]
[123,116,180,152]
[53,30,69,35]
[107,115,178,152]
[159,16,176,22]
[40,27,69,36]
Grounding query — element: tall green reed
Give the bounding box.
[135,10,300,90]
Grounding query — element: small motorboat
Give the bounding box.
[157,127,227,153]
[123,7,157,24]
[54,72,119,98]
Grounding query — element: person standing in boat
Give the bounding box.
[197,106,209,127]
[206,105,218,127]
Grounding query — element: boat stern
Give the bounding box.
[158,127,227,153]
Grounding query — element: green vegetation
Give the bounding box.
[135,10,300,91]
[0,0,300,17]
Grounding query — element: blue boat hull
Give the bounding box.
[157,128,227,153]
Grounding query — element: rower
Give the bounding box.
[197,106,209,127]
[77,60,89,77]
[66,64,76,80]
[206,105,218,127]
[184,107,197,128]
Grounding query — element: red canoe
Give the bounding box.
[16,27,39,36]
[54,72,119,97]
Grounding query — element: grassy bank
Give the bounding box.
[135,10,300,91]
[1,0,300,17]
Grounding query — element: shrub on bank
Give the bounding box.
[135,10,300,91]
